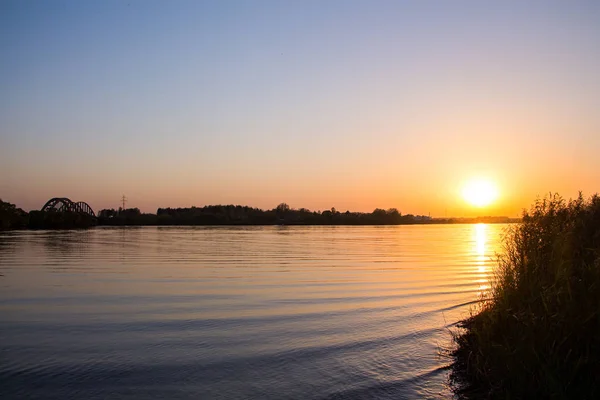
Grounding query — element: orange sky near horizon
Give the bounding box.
[1,2,599,217]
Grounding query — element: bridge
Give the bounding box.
[41,197,96,217]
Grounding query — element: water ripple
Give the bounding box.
[0,224,507,399]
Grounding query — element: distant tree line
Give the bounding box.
[0,199,518,230]
[0,199,28,229]
[96,203,436,226]
[28,210,96,229]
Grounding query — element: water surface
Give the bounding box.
[0,224,507,399]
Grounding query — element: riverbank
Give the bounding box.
[1,199,519,229]
[451,193,600,398]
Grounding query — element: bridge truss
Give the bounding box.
[41,198,96,217]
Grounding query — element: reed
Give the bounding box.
[451,193,600,399]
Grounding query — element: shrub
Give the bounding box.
[451,193,600,399]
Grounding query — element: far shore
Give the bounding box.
[1,199,519,230]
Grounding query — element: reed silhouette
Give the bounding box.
[451,193,600,399]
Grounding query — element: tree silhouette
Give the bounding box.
[276,203,290,213]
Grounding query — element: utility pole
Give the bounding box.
[121,195,127,210]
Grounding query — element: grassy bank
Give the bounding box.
[451,193,600,399]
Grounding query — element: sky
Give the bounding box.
[1,1,599,217]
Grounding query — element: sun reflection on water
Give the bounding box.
[475,224,486,256]
[474,223,490,295]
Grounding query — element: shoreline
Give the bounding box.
[450,194,600,398]
[1,219,520,231]
[1,199,519,230]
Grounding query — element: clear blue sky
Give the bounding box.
[2,1,599,215]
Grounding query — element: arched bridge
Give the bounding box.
[41,198,96,217]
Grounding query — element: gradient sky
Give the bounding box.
[1,1,599,216]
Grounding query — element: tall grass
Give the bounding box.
[451,193,600,399]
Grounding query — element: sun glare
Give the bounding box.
[462,179,498,207]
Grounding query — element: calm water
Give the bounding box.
[0,224,507,399]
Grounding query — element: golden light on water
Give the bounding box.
[476,224,487,273]
[462,179,498,207]
[475,224,490,294]
[475,223,486,258]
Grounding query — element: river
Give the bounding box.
[0,224,507,399]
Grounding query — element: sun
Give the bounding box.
[462,179,498,207]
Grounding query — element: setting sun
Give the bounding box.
[462,179,498,207]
